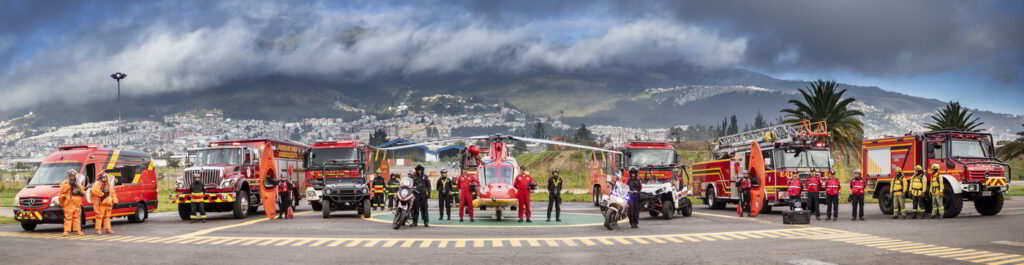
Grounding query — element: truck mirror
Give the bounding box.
[185,162,194,167]
[946,161,954,169]
[673,152,680,164]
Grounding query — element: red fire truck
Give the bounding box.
[171,139,308,220]
[862,131,1010,218]
[14,145,159,231]
[588,141,693,219]
[302,140,375,212]
[692,121,832,212]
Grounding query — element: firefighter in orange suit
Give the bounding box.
[91,172,118,234]
[514,166,537,223]
[60,170,85,236]
[261,173,280,220]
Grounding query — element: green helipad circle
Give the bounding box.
[365,211,613,228]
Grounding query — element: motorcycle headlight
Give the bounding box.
[362,188,368,194]
[399,189,410,197]
[50,196,60,207]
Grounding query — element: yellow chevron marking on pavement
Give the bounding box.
[809,229,1024,265]
[970,254,1020,263]
[0,227,850,250]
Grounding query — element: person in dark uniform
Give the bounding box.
[411,165,431,227]
[190,173,207,223]
[627,167,642,229]
[386,173,400,210]
[547,168,563,222]
[436,169,454,220]
[371,170,386,211]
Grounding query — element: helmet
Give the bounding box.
[376,169,382,175]
[440,169,448,174]
[66,169,77,177]
[628,167,639,176]
[930,164,940,172]
[520,165,527,170]
[468,145,481,156]
[551,168,559,174]
[915,165,924,172]
[415,164,424,172]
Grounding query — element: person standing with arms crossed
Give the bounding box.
[386,173,400,210]
[823,173,841,221]
[908,165,927,219]
[627,167,642,229]
[849,170,866,221]
[411,165,431,227]
[90,172,117,234]
[547,169,563,222]
[436,169,454,221]
[928,164,945,219]
[805,171,823,220]
[60,170,86,236]
[189,173,207,223]
[514,166,537,223]
[891,167,907,219]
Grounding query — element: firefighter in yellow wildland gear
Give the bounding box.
[890,167,907,219]
[929,164,944,219]
[371,170,387,211]
[908,165,927,219]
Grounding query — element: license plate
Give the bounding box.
[982,191,992,196]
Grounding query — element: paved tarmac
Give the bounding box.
[1,197,1023,265]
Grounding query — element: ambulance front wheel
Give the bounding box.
[20,223,36,231]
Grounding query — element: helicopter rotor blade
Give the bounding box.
[507,136,621,154]
[373,135,490,151]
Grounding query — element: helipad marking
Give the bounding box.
[381,240,399,248]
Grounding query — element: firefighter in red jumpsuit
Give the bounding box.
[458,145,483,222]
[805,172,823,220]
[514,166,537,223]
[787,174,805,211]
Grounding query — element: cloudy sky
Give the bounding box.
[1,0,1021,114]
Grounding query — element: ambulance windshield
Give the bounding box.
[29,163,82,185]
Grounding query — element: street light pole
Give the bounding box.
[110,72,127,146]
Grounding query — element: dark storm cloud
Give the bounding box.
[0,0,746,110]
[610,0,1023,82]
[0,0,1019,111]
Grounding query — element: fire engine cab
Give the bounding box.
[172,139,308,220]
[863,131,1010,218]
[302,140,374,212]
[693,121,833,212]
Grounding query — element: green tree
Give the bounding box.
[925,101,984,132]
[574,124,596,146]
[668,127,685,142]
[532,122,546,139]
[996,124,1024,161]
[754,112,768,129]
[781,80,865,162]
[727,115,739,135]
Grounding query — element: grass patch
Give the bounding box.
[1,189,16,207]
[155,178,178,213]
[0,216,16,224]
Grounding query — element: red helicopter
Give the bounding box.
[376,134,619,220]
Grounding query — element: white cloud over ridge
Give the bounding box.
[0,1,747,110]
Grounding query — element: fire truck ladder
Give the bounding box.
[714,120,828,156]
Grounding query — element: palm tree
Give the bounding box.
[996,124,1024,161]
[781,80,865,162]
[924,102,984,132]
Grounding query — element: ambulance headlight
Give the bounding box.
[13,195,20,206]
[50,196,60,207]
